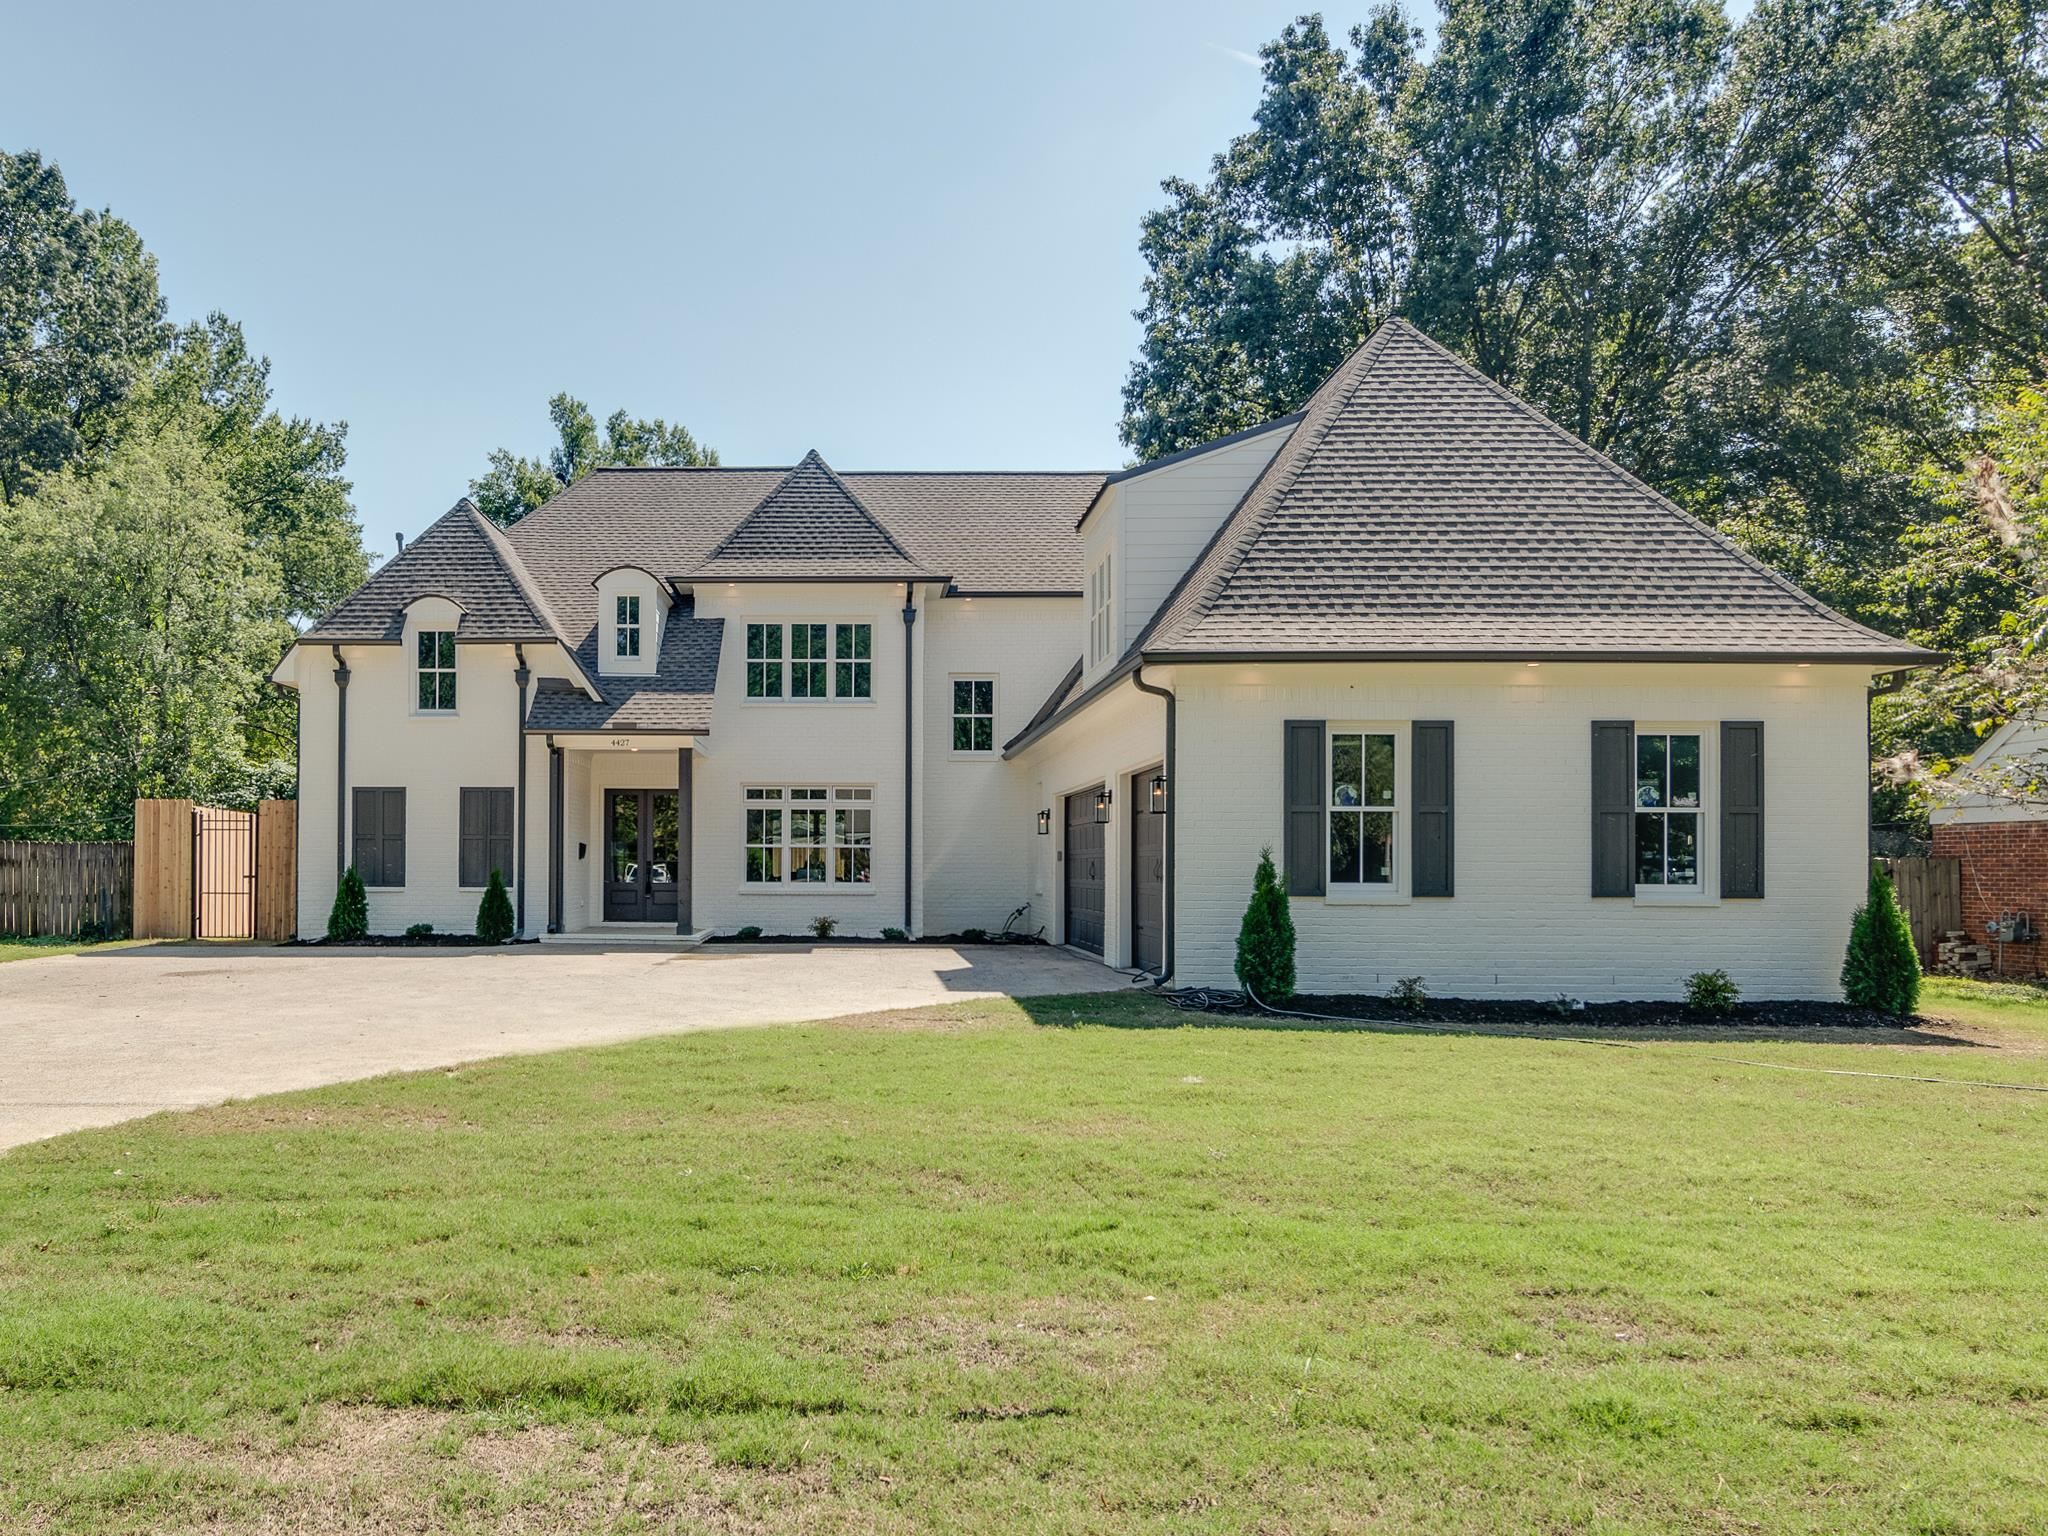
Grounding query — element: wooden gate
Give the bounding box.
[133,797,298,941]
[194,807,256,938]
[1885,855,1961,963]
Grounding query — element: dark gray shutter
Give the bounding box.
[1721,721,1764,898]
[352,786,381,886]
[486,788,514,886]
[1412,721,1454,897]
[378,788,406,888]
[1591,721,1635,897]
[1283,719,1326,897]
[459,789,488,887]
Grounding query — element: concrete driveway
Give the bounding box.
[0,942,1132,1150]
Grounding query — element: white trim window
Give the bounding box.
[745,622,872,700]
[1088,556,1113,664]
[952,678,995,754]
[416,630,457,711]
[615,595,641,658]
[744,786,874,885]
[1634,731,1702,888]
[1329,729,1397,888]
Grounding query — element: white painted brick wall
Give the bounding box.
[1169,661,1871,1000]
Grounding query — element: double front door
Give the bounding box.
[604,789,680,923]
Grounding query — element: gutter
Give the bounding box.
[1130,664,1175,983]
[514,644,530,934]
[902,583,918,930]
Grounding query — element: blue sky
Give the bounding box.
[7,1,1339,557]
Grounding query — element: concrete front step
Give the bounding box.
[538,925,712,948]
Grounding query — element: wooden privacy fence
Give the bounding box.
[1885,855,1961,963]
[133,798,298,942]
[0,840,133,938]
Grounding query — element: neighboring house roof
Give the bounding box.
[1135,319,1937,664]
[687,451,939,581]
[302,500,566,645]
[523,599,723,736]
[1928,717,2048,824]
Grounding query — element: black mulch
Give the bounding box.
[1184,991,1929,1030]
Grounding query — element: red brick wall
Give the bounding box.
[1931,820,2048,976]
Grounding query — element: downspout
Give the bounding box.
[1131,663,1175,983]
[331,645,350,885]
[902,583,917,931]
[514,645,530,936]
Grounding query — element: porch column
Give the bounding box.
[547,740,563,933]
[677,746,693,935]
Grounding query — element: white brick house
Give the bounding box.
[272,321,1931,998]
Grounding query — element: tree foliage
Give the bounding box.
[476,868,515,943]
[327,865,369,942]
[471,393,718,525]
[1841,862,1921,1013]
[1235,847,1298,1002]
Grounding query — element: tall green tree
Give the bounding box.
[0,417,290,833]
[471,393,718,525]
[0,150,171,503]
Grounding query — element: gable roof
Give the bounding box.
[687,450,939,581]
[1135,319,1935,664]
[303,500,568,646]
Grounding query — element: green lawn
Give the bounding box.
[3,984,2046,1534]
[0,936,147,965]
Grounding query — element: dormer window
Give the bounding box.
[615,595,641,658]
[416,630,456,711]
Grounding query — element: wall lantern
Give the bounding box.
[1148,773,1168,815]
[1093,788,1113,824]
[1036,808,1051,836]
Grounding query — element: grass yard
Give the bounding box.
[0,937,146,965]
[3,982,2046,1534]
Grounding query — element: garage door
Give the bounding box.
[1131,768,1163,974]
[1064,788,1105,955]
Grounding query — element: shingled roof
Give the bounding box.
[687,451,937,581]
[303,500,572,647]
[1136,319,1935,664]
[523,597,723,735]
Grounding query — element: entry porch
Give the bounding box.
[536,734,698,939]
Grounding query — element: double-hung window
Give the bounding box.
[416,631,456,711]
[615,595,641,658]
[744,786,873,884]
[952,678,995,753]
[745,622,873,700]
[1329,730,1397,888]
[1634,732,1702,887]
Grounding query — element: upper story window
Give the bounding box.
[745,622,872,700]
[615,595,641,658]
[416,631,456,711]
[1329,730,1396,887]
[1635,732,1702,887]
[1088,556,1113,664]
[952,678,995,754]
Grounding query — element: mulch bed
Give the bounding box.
[703,933,1045,947]
[1206,992,1926,1030]
[298,935,535,948]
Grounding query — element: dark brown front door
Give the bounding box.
[604,789,679,923]
[1064,788,1105,955]
[1131,768,1164,974]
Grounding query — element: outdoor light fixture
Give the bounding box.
[1093,788,1113,824]
[1036,808,1051,835]
[1148,773,1168,814]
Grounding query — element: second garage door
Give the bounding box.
[1064,788,1105,955]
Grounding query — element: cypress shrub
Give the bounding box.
[1235,846,1297,1002]
[1841,860,1920,1015]
[326,865,368,942]
[476,868,515,943]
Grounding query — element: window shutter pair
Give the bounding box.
[460,788,514,888]
[1281,721,1454,897]
[351,787,406,888]
[1589,721,1764,898]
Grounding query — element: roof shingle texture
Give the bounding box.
[689,451,937,580]
[523,601,723,735]
[303,502,564,644]
[1141,319,1933,662]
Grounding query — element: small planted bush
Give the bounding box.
[1235,847,1296,1003]
[476,869,515,944]
[1842,860,1920,1015]
[326,865,368,942]
[881,926,908,942]
[810,915,838,940]
[405,922,434,939]
[736,925,763,942]
[1389,976,1428,1013]
[1683,968,1740,1015]
[959,927,987,943]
